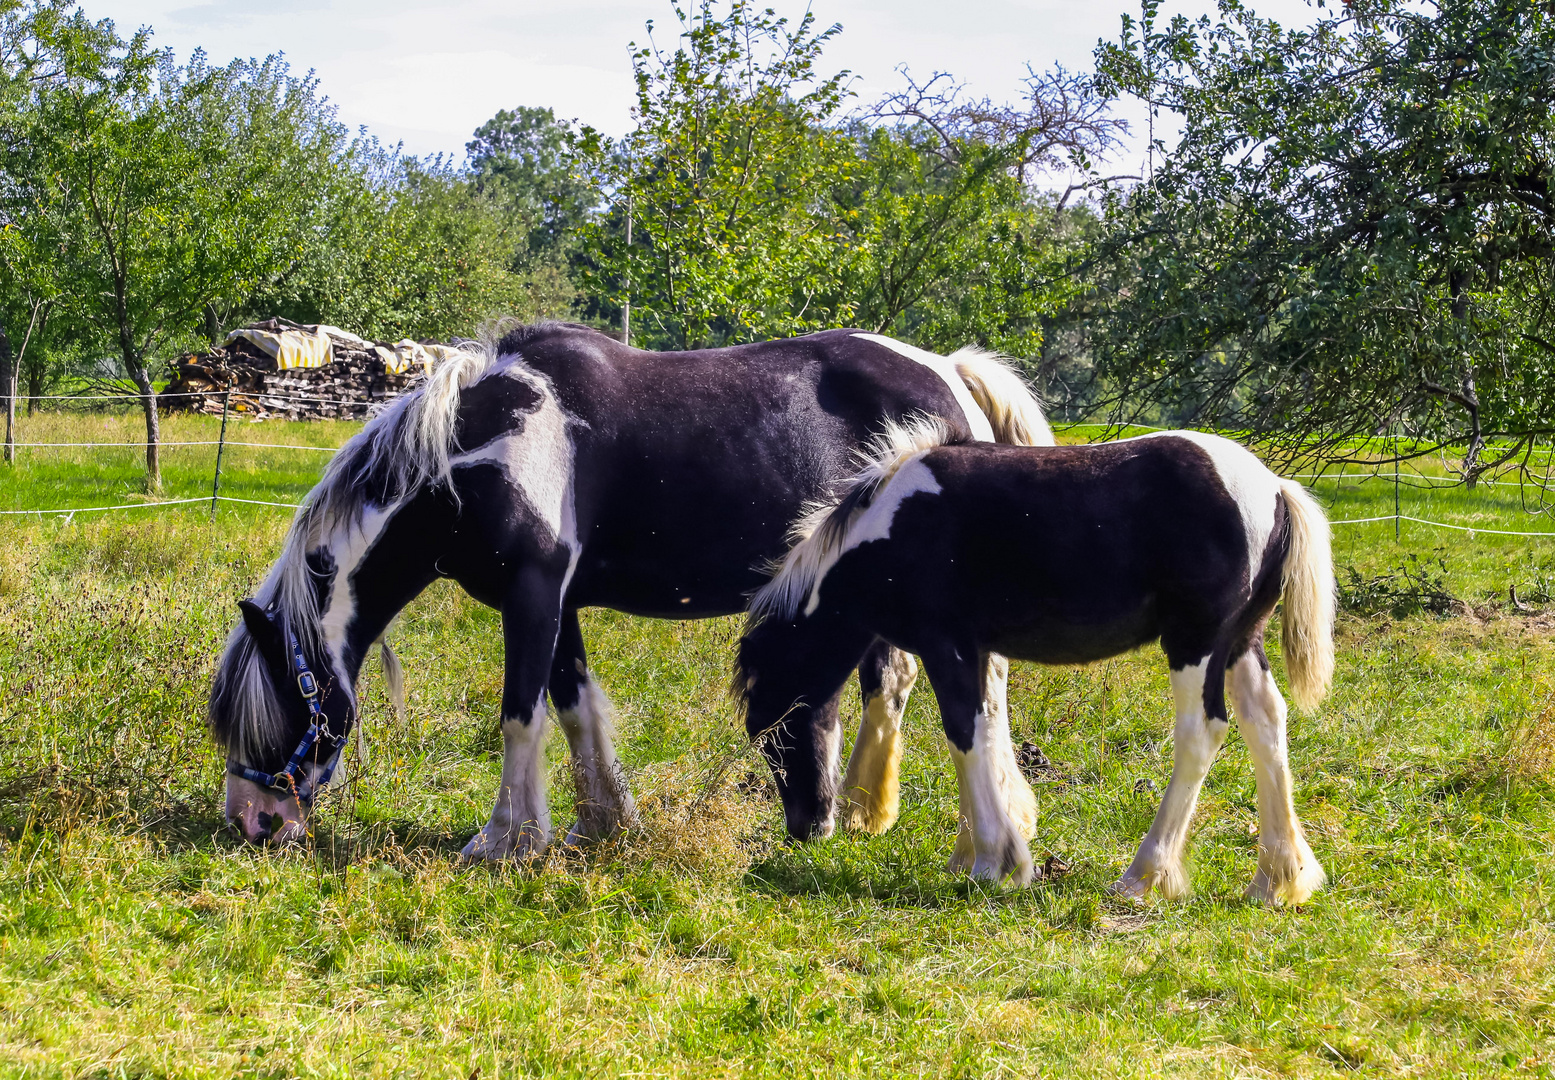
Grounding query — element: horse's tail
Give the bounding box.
[751,416,959,624]
[1276,480,1336,711]
[949,346,1054,447]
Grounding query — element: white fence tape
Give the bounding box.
[8,440,337,451]
[1328,514,1555,536]
[1,389,394,405]
[0,495,302,517]
[1,427,1551,535]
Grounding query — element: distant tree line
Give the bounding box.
[2,0,1552,489]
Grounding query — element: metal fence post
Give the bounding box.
[210,390,231,520]
[1399,425,1411,540]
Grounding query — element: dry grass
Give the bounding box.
[1507,686,1555,781]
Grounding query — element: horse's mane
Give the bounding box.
[209,332,501,760]
[749,415,962,626]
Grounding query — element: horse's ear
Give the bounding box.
[238,599,285,668]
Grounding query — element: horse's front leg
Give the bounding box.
[923,645,1035,886]
[550,607,638,845]
[462,566,565,863]
[950,653,1038,870]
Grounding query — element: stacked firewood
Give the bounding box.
[161,318,458,421]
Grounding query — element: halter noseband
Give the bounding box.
[226,629,348,807]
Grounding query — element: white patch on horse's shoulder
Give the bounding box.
[1136,431,1281,579]
[803,456,942,616]
[449,384,575,542]
[850,333,996,442]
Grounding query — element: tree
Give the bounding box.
[581,0,854,349]
[828,67,1125,356]
[1085,0,1555,481]
[0,1,98,460]
[7,22,349,490]
[467,105,594,269]
[250,146,564,340]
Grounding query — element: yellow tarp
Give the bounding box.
[225,327,333,370]
[376,339,440,376]
[226,325,465,375]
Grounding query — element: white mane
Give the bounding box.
[750,415,958,625]
[210,334,499,760]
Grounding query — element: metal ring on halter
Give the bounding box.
[226,629,348,807]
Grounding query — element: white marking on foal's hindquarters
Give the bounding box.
[1229,652,1326,904]
[950,654,1038,869]
[850,334,997,442]
[947,696,1035,886]
[841,648,917,833]
[557,675,638,845]
[1113,660,1228,901]
[1138,431,1281,578]
[461,696,551,861]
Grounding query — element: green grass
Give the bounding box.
[0,411,1550,1076]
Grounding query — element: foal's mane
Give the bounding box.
[750,415,961,625]
[209,335,500,760]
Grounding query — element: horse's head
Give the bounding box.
[213,597,355,845]
[734,619,849,842]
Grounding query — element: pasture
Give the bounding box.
[0,410,1550,1077]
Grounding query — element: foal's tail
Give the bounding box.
[950,347,1054,447]
[1276,480,1336,711]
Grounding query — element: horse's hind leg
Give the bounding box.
[923,646,1034,885]
[1229,648,1326,904]
[462,566,565,863]
[1112,657,1230,900]
[551,608,638,845]
[840,640,917,833]
[950,653,1038,868]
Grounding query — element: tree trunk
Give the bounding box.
[26,362,40,415]
[130,364,161,493]
[1461,364,1482,490]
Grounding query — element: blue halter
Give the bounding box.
[226,629,348,807]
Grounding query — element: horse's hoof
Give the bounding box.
[1107,875,1151,903]
[956,837,1034,886]
[458,827,548,864]
[1245,861,1326,906]
[561,817,632,848]
[972,853,1035,887]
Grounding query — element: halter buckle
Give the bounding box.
[297,669,319,699]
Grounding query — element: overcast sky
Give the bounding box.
[92,0,1322,180]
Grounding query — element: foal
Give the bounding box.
[737,420,1335,903]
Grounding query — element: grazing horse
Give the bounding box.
[211,323,1053,856]
[737,420,1335,902]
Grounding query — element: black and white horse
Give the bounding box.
[210,323,1053,857]
[737,420,1335,903]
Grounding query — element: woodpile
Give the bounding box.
[161,318,463,421]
